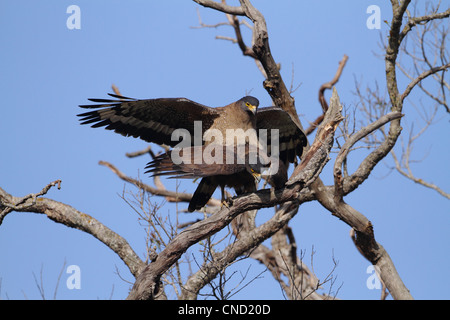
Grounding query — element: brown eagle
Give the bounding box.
[78,93,306,211]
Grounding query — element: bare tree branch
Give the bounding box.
[319,55,349,113]
[99,160,222,208]
[313,177,413,300]
[334,112,404,200]
[390,146,450,199]
[224,13,257,59]
[401,62,450,102]
[0,180,61,224]
[306,55,349,136]
[236,0,302,128]
[400,7,450,42]
[0,183,146,278]
[193,0,245,16]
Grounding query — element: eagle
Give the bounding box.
[78,93,306,211]
[78,93,259,147]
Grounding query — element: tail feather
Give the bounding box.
[188,177,217,212]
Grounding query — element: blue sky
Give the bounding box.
[0,1,449,300]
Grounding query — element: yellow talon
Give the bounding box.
[221,200,230,209]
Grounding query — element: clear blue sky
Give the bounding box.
[0,1,449,300]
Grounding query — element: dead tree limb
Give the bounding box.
[305,55,349,136]
[0,184,146,278]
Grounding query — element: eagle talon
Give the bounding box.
[221,199,231,210]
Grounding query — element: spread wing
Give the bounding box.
[78,93,221,147]
[145,144,269,179]
[256,107,307,164]
[146,144,266,212]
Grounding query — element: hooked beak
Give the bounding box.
[247,104,257,114]
[251,171,261,183]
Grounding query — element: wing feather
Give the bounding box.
[78,94,220,147]
[256,107,307,163]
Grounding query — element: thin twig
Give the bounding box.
[305,55,348,136]
[401,62,450,102]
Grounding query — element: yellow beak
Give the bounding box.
[247,104,257,113]
[251,170,261,182]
